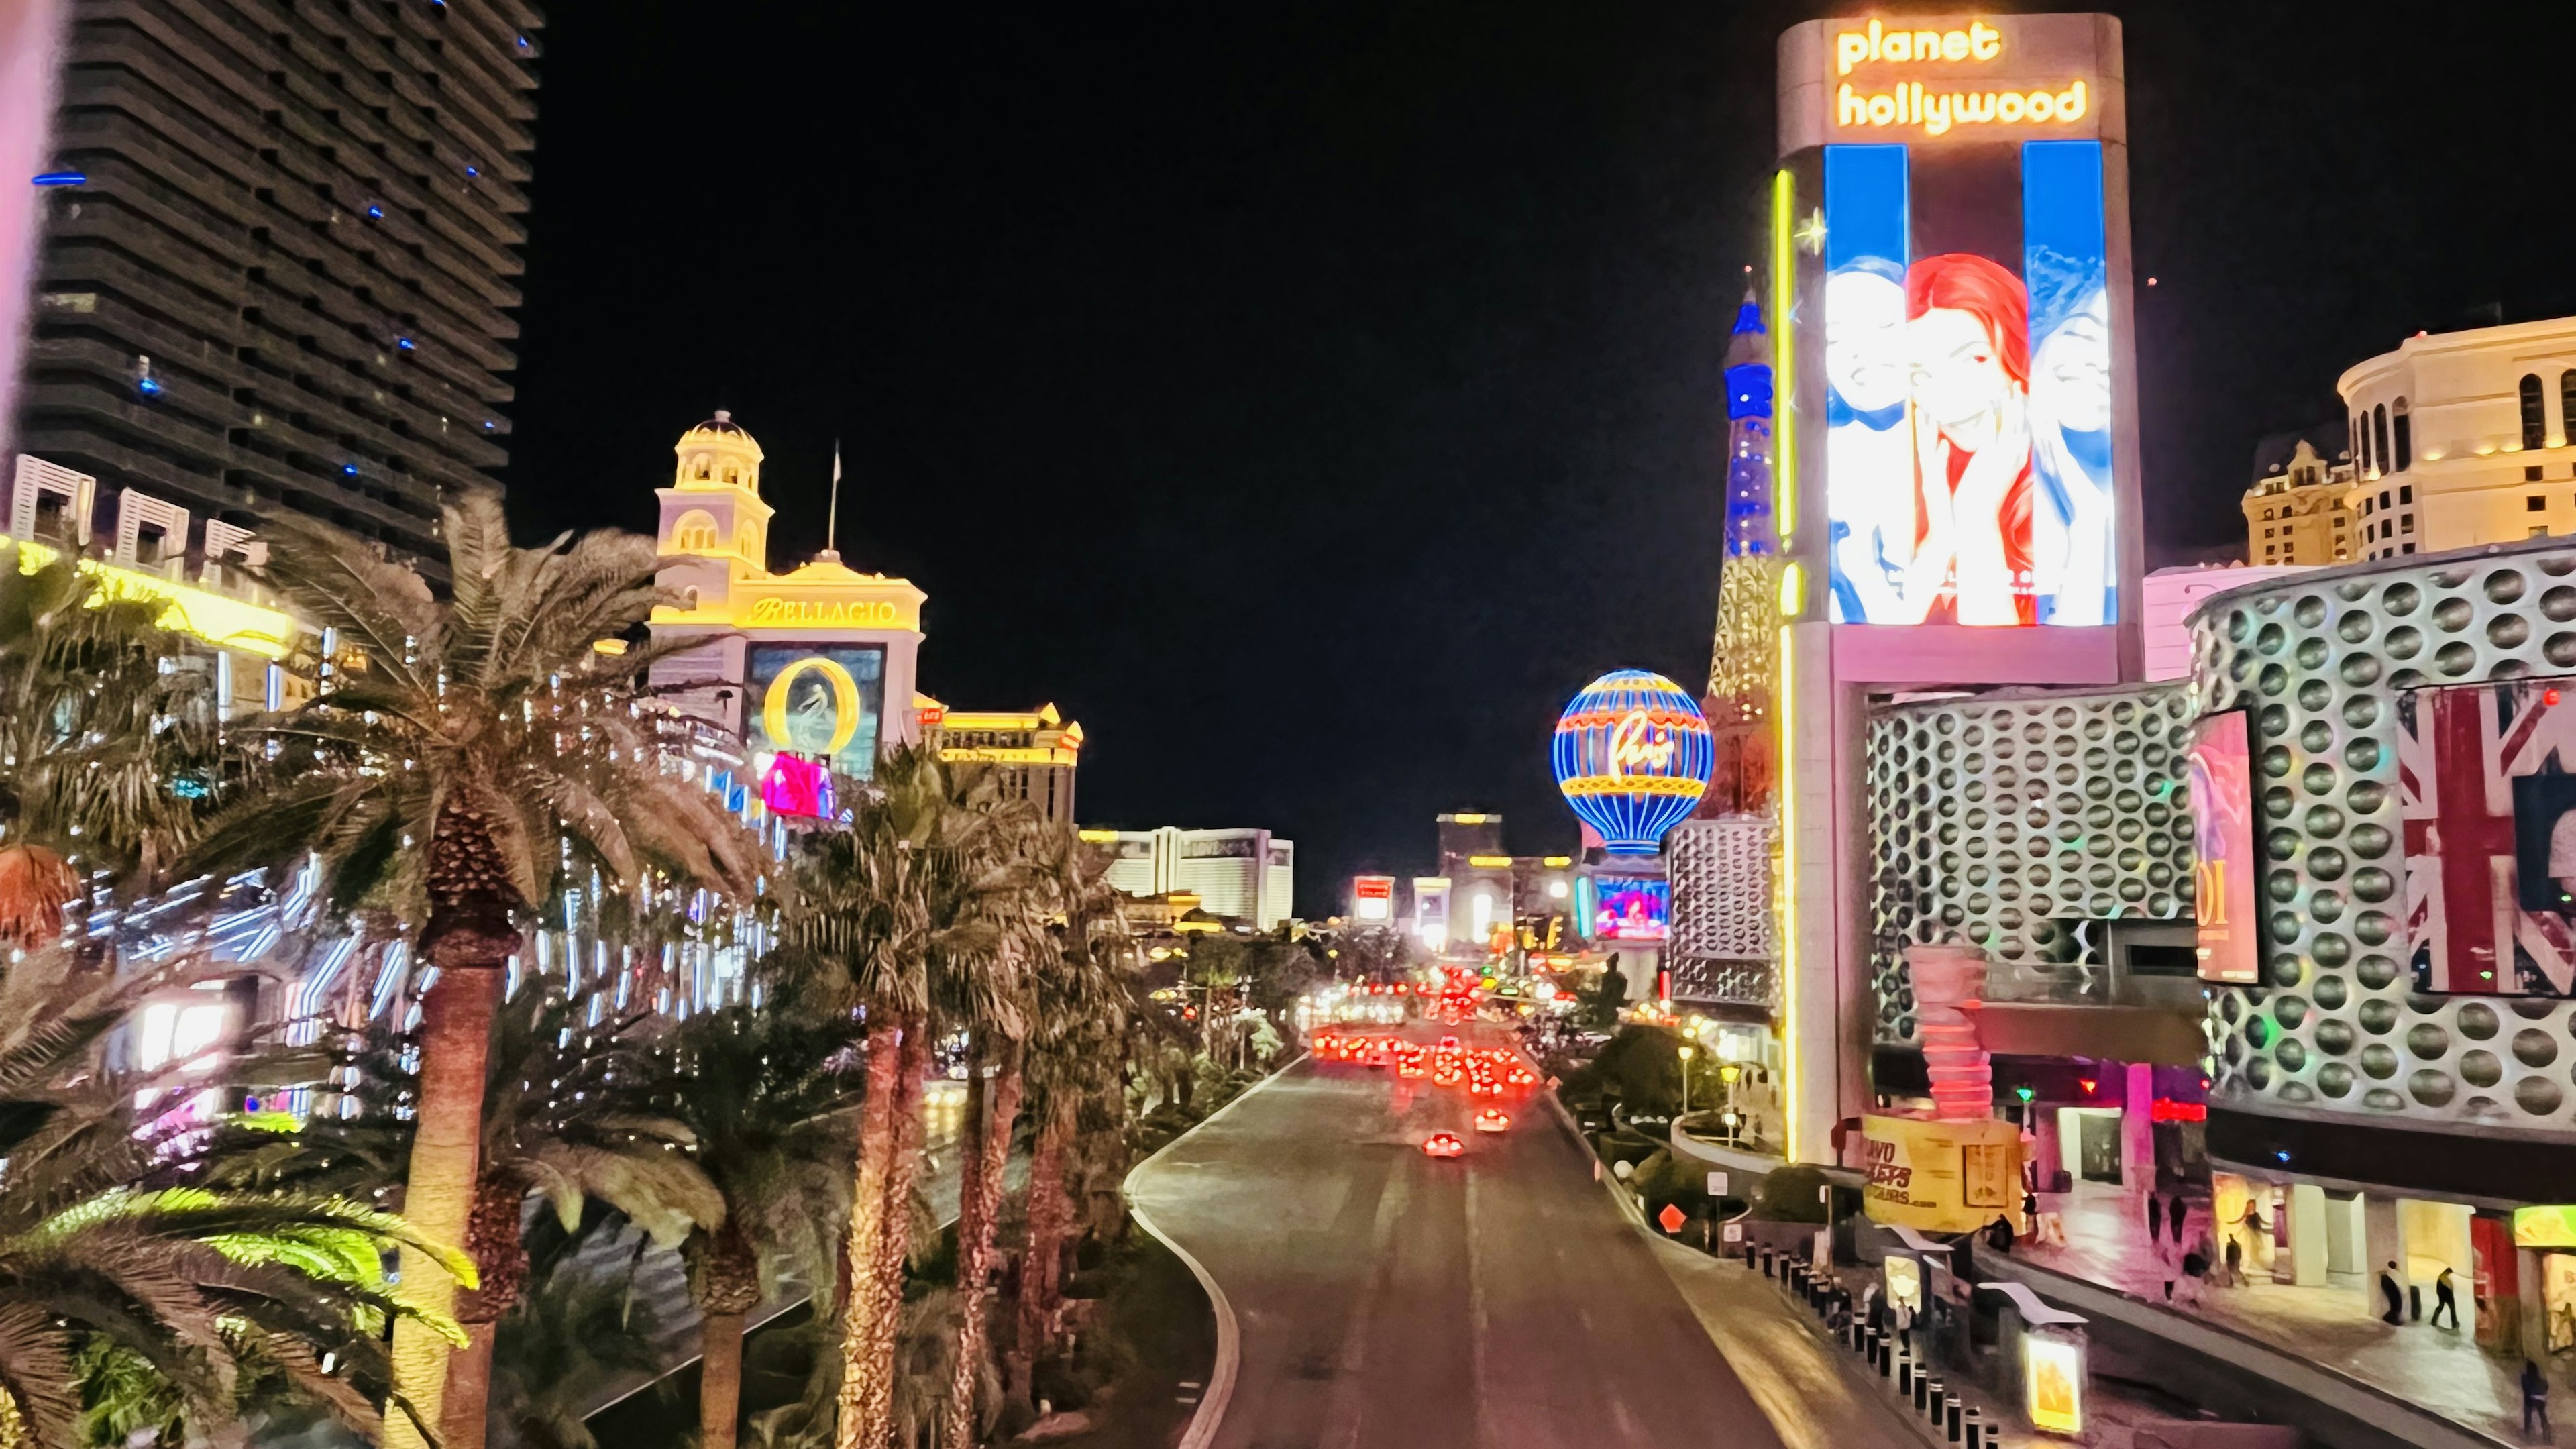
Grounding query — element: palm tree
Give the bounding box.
[935,782,1046,1449]
[655,985,862,1449]
[182,493,765,1449]
[0,543,215,946]
[1008,830,1137,1409]
[0,948,474,1447]
[444,981,724,1449]
[785,747,1030,1449]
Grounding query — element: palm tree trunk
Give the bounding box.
[855,1014,931,1449]
[1014,1111,1072,1396]
[700,1308,749,1448]
[440,1173,531,1449]
[834,1017,904,1449]
[383,938,510,1449]
[944,1037,1023,1449]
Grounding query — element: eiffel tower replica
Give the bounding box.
[1702,284,1777,818]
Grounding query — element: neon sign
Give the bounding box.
[1829,18,2094,141]
[1837,20,2000,72]
[1551,670,1713,855]
[743,596,909,629]
[2147,1098,2206,1124]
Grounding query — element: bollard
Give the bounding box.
[1917,1375,1935,1413]
[1882,1343,1896,1381]
[1965,1407,1983,1449]
[1924,1380,1943,1420]
[1898,1358,1914,1396]
[1945,1396,1962,1443]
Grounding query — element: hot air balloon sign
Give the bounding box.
[1551,669,1714,855]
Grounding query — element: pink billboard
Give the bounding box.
[2184,709,2258,984]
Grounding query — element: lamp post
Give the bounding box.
[1678,1043,1696,1117]
[1719,1063,1741,1144]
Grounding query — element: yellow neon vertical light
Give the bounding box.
[1777,619,1799,1165]
[1771,168,1797,544]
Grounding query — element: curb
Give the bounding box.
[1120,1054,1305,1449]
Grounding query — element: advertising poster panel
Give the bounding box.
[1860,1113,2021,1232]
[1352,875,1395,922]
[2397,680,2576,995]
[746,643,886,780]
[2184,709,2259,983]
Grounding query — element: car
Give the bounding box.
[1422,1132,1466,1158]
[1474,1109,1510,1133]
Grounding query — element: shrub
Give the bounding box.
[1755,1162,1833,1224]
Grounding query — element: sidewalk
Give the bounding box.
[1644,1230,2203,1449]
[2020,1182,2542,1448]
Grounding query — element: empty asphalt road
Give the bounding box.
[1128,1022,1807,1449]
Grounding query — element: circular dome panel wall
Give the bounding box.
[1868,685,2198,1045]
[2191,541,2576,1134]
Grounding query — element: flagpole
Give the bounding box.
[826,439,841,559]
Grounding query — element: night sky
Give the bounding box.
[504,3,2576,917]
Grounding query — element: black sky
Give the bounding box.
[504,3,2576,917]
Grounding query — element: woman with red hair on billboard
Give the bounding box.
[1896,252,2037,626]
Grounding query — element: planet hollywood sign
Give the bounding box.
[1833,17,2092,138]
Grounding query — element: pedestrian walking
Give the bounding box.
[2145,1192,2164,1242]
[2526,1360,2553,1440]
[2380,1261,2406,1325]
[2223,1236,2244,1287]
[2168,1195,2188,1246]
[2434,1267,2461,1331]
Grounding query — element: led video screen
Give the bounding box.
[746,643,886,781]
[1821,138,2114,628]
[1593,877,1671,943]
[2397,679,2576,996]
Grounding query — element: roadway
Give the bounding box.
[1127,1019,1812,1449]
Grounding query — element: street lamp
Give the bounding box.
[1677,1044,1696,1117]
[1719,1063,1741,1144]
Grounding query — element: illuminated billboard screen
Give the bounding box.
[1819,137,2113,628]
[1593,877,1670,943]
[1352,875,1395,922]
[2183,710,2258,984]
[2398,680,2576,996]
[747,643,886,780]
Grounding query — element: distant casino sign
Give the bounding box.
[741,596,913,629]
[1550,669,1713,855]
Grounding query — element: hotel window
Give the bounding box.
[2525,374,2549,450]
[2402,515,2413,533]
[2400,484,2412,504]
[2353,413,2367,474]
[2379,490,2391,510]
[2404,543,2416,553]
[2563,370,2576,447]
[2532,496,2548,511]
[2393,398,2411,470]
[2532,466,2547,482]
[2536,526,2553,538]
[2374,405,2390,475]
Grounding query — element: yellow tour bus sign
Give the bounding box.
[1860,1114,2022,1233]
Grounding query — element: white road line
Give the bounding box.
[1122,1055,1307,1449]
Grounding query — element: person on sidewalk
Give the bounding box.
[2524,1360,2552,1440]
[2222,1236,2243,1287]
[2168,1195,2188,1248]
[2380,1261,2406,1325]
[2434,1267,2461,1331]
[2145,1193,2164,1242]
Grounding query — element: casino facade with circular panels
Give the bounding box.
[1868,685,2198,1046]
[2191,539,2576,1134]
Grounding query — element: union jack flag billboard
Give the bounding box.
[2398,680,2576,996]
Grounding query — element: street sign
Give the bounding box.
[1707,1171,1728,1196]
[1658,1203,1686,1234]
[1723,1222,1745,1243]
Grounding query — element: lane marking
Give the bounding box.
[1123,1054,1307,1449]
